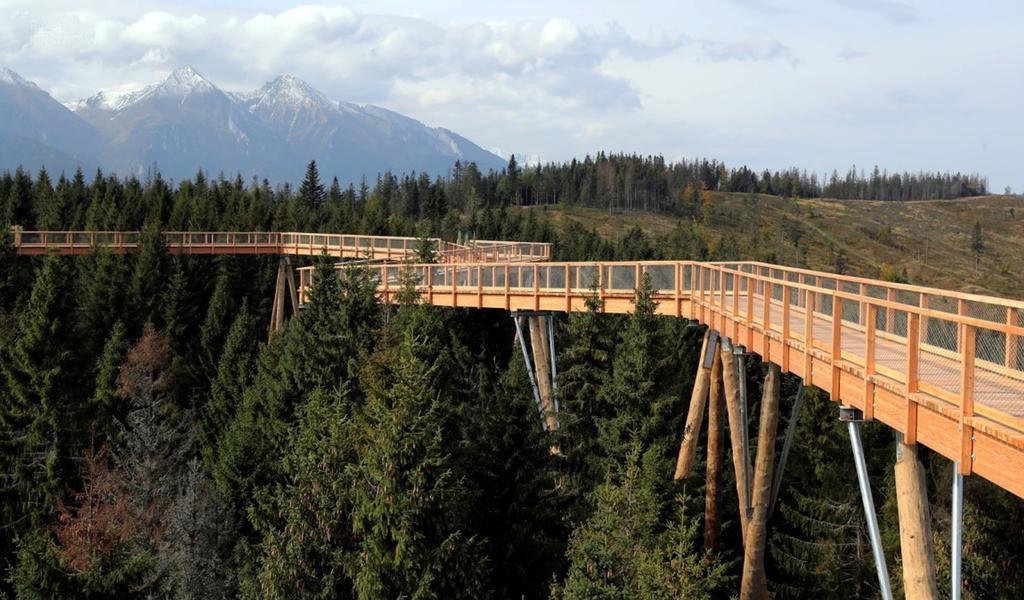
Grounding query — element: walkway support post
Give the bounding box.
[843,406,894,600]
[952,464,964,600]
[269,255,300,340]
[528,315,559,432]
[739,362,781,600]
[705,343,725,556]
[895,435,938,600]
[721,338,751,541]
[512,315,546,429]
[737,345,752,517]
[675,329,716,479]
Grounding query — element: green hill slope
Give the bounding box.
[517,193,1024,298]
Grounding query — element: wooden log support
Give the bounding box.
[722,340,751,542]
[895,436,939,600]
[705,345,725,556]
[740,363,781,600]
[675,329,715,480]
[269,255,300,341]
[528,315,560,432]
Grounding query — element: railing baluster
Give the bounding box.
[960,323,976,476]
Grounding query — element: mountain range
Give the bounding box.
[0,66,506,183]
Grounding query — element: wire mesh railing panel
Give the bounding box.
[864,284,887,301]
[841,297,861,326]
[974,321,1024,415]
[873,306,908,378]
[431,266,448,287]
[788,290,805,338]
[975,327,1006,366]
[819,293,834,317]
[605,266,635,292]
[918,312,962,398]
[519,267,535,289]
[924,317,959,353]
[645,264,676,292]
[546,267,566,291]
[682,265,693,291]
[965,299,1007,325]
[572,265,599,290]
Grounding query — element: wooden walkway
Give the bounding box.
[10,229,552,263]
[10,230,1024,499]
[298,259,1024,498]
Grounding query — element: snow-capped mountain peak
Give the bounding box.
[159,65,218,96]
[4,66,505,183]
[65,90,132,113]
[68,66,224,115]
[0,66,39,90]
[246,74,338,113]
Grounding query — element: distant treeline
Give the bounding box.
[0,153,990,231]
[492,153,989,211]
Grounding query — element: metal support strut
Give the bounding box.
[770,382,805,520]
[547,315,559,413]
[512,314,546,430]
[735,344,752,519]
[842,406,893,600]
[952,463,964,600]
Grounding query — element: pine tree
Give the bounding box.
[595,273,663,474]
[554,441,723,599]
[198,264,236,378]
[557,287,615,507]
[114,325,190,546]
[345,312,488,598]
[0,254,78,528]
[971,220,985,269]
[159,458,236,599]
[90,321,128,444]
[75,247,128,357]
[129,223,168,325]
[461,340,567,598]
[255,387,358,599]
[300,160,326,211]
[200,301,257,465]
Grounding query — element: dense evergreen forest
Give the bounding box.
[0,161,1021,599]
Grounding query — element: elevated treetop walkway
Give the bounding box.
[12,228,1022,597]
[11,229,1024,499]
[295,257,1024,500]
[10,229,552,263]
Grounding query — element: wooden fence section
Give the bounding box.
[10,230,552,263]
[299,259,1024,498]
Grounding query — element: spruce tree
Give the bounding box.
[255,387,358,599]
[463,348,567,598]
[345,308,488,598]
[555,441,723,599]
[75,247,128,357]
[90,321,128,444]
[556,287,615,508]
[129,223,168,325]
[198,264,236,378]
[595,273,663,474]
[200,301,257,465]
[0,254,78,527]
[299,160,326,211]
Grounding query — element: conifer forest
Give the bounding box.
[0,159,1021,600]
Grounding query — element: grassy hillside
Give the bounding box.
[518,193,1024,298]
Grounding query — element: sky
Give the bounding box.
[1,0,1021,190]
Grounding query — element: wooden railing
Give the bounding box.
[10,229,552,263]
[298,258,1024,497]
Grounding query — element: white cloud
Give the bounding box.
[0,1,1020,190]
